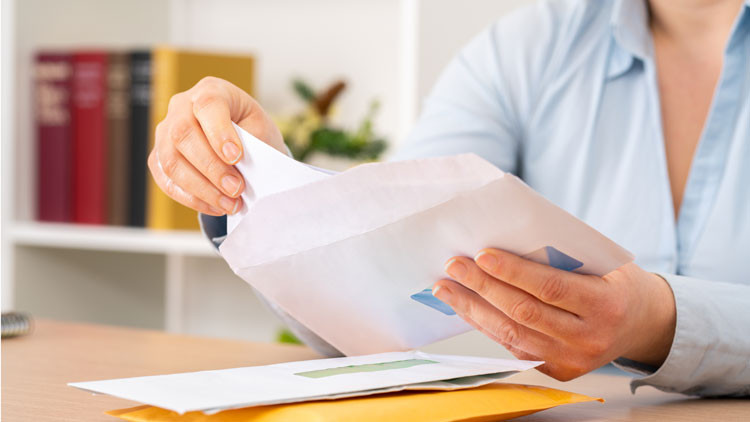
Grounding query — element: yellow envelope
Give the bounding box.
[108,383,602,422]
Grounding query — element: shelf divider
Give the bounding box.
[165,253,186,333]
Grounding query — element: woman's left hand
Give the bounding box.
[433,248,677,381]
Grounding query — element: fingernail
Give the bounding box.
[433,285,452,302]
[475,251,497,270]
[445,258,468,280]
[221,175,242,196]
[231,198,242,215]
[222,142,242,164]
[219,196,237,214]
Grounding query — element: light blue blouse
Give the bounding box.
[202,0,750,397]
[394,0,750,397]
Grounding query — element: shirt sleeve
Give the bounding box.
[199,214,343,358]
[614,274,750,397]
[394,26,535,168]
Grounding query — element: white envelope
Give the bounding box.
[221,125,634,356]
[69,351,542,414]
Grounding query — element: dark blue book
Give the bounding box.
[127,50,151,227]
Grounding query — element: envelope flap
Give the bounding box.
[221,153,503,270]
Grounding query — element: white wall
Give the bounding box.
[416,0,533,102]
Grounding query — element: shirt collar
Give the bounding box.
[610,0,652,60]
[607,0,651,80]
[727,1,750,51]
[607,0,750,80]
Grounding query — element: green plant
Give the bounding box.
[276,327,302,345]
[276,79,387,163]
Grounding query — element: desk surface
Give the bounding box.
[2,320,748,421]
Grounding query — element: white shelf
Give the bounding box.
[10,222,216,256]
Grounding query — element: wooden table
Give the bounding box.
[2,320,748,421]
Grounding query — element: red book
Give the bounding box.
[35,52,73,222]
[71,52,108,224]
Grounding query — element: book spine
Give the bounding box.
[72,52,109,224]
[128,51,151,227]
[147,47,184,230]
[106,52,131,226]
[35,52,73,222]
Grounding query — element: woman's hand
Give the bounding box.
[433,248,677,381]
[148,77,286,216]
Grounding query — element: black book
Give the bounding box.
[128,50,151,227]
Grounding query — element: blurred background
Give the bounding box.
[1,0,532,356]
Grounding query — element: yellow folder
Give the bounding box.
[107,383,602,422]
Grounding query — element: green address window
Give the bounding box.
[295,359,438,379]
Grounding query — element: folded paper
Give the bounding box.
[220,125,634,356]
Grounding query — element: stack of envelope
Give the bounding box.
[70,351,602,421]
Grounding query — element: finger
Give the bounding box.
[152,144,241,215]
[433,279,553,359]
[171,118,245,198]
[236,108,287,153]
[148,150,224,216]
[163,95,245,198]
[463,306,582,382]
[445,256,583,336]
[462,313,543,362]
[447,278,595,382]
[473,248,600,312]
[190,77,245,164]
[444,257,582,338]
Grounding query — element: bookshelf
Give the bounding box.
[2,0,531,353]
[10,223,214,256]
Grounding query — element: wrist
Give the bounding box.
[621,272,676,367]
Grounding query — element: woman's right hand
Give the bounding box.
[148,76,286,216]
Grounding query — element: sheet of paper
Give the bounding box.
[69,351,541,414]
[220,127,634,356]
[226,123,331,234]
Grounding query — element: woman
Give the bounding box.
[149,0,750,396]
